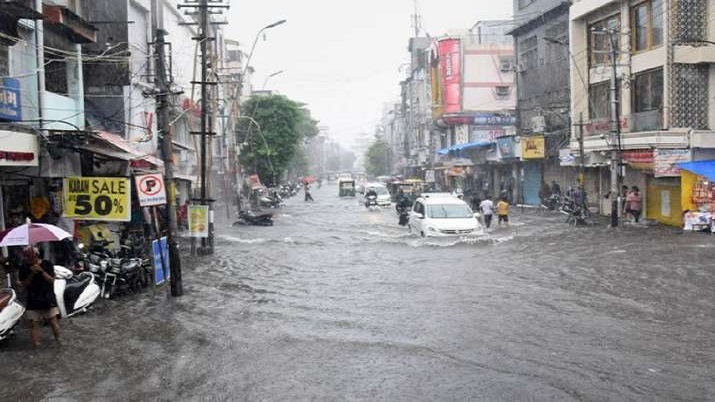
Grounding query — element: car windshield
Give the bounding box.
[426,204,473,219]
[369,187,388,195]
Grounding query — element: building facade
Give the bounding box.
[569,0,715,225]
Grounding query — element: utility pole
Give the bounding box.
[607,29,622,227]
[154,29,183,297]
[574,112,586,186]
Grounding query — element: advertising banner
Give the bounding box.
[471,128,505,143]
[521,136,545,159]
[152,236,170,286]
[188,205,209,238]
[135,173,167,207]
[0,78,22,121]
[497,137,516,159]
[473,112,516,126]
[63,177,131,221]
[439,39,462,114]
[623,150,654,171]
[654,149,690,177]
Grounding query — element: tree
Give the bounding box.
[238,95,319,185]
[365,139,391,177]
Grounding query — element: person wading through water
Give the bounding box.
[19,246,61,348]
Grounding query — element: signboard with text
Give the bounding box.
[62,177,131,221]
[654,149,691,177]
[521,136,545,159]
[188,205,209,238]
[0,78,22,121]
[135,173,167,207]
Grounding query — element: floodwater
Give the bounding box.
[1,183,714,401]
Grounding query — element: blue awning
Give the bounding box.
[677,160,715,181]
[435,141,492,155]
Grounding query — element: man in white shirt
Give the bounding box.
[479,196,494,229]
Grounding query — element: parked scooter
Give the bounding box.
[259,192,282,209]
[0,288,25,341]
[53,265,100,318]
[234,210,274,226]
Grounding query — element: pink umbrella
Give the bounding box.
[0,222,72,247]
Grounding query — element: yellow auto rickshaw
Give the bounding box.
[338,179,356,197]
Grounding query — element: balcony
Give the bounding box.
[43,4,97,43]
[631,109,663,132]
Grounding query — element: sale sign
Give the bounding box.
[63,177,131,221]
[135,174,167,207]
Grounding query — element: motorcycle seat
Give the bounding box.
[67,274,92,289]
[0,290,12,310]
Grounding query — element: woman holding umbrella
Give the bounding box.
[19,246,61,348]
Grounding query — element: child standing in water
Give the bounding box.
[496,197,510,227]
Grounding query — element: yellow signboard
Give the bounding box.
[522,136,545,159]
[188,205,209,238]
[63,177,131,221]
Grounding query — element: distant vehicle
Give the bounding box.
[360,183,391,206]
[338,172,353,180]
[338,178,356,197]
[408,193,480,237]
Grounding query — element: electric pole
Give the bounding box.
[574,112,586,187]
[154,29,183,297]
[608,29,622,227]
[178,0,229,254]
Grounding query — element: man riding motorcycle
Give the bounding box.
[364,188,378,208]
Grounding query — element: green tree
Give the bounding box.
[238,95,318,185]
[365,140,391,177]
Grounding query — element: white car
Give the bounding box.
[408,193,481,237]
[360,183,392,206]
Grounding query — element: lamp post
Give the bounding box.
[262,70,284,90]
[242,19,287,93]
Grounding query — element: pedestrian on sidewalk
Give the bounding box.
[19,246,60,348]
[479,196,494,229]
[626,186,642,223]
[496,197,510,227]
[304,183,314,202]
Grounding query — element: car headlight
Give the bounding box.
[427,226,438,232]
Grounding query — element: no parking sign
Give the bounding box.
[135,174,167,207]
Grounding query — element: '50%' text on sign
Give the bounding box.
[63,177,131,221]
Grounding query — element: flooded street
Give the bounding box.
[1,183,714,401]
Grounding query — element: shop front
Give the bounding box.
[677,160,715,230]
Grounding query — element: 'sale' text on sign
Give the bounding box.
[63,177,131,221]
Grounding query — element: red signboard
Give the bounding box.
[439,39,462,114]
[623,150,654,171]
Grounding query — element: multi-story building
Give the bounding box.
[509,1,576,205]
[1,0,97,235]
[569,0,715,225]
[431,21,517,199]
[401,37,432,179]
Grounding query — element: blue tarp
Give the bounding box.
[435,141,492,155]
[677,160,715,181]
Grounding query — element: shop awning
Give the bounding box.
[677,160,715,181]
[435,141,492,155]
[79,132,164,170]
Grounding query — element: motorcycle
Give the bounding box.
[0,288,25,341]
[364,194,379,210]
[234,210,274,226]
[258,192,282,209]
[53,265,100,318]
[541,194,562,211]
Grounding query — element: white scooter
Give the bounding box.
[0,288,25,341]
[53,266,100,318]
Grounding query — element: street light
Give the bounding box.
[262,70,284,90]
[243,19,287,87]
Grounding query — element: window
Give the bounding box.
[589,14,620,66]
[44,54,68,94]
[518,36,537,71]
[427,204,473,219]
[499,57,513,72]
[589,81,618,120]
[631,0,663,52]
[0,44,8,76]
[632,68,663,113]
[413,202,424,215]
[495,86,510,98]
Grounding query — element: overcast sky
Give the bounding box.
[226,1,512,149]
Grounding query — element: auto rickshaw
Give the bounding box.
[389,179,427,203]
[338,179,356,197]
